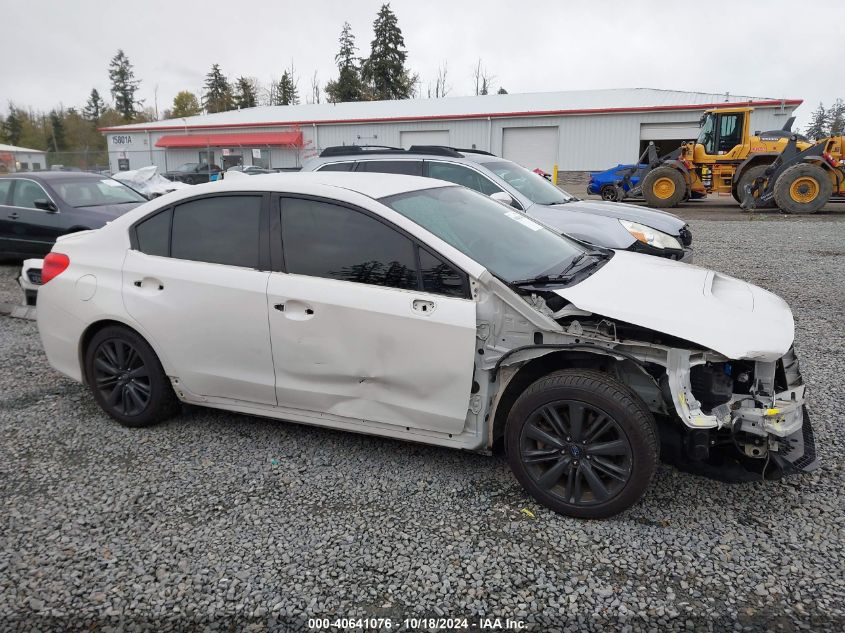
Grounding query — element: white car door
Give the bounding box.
[122,193,277,405]
[267,196,477,434]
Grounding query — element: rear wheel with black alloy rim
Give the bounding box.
[84,325,179,427]
[505,369,659,519]
[600,185,620,202]
[642,167,687,208]
[773,163,832,214]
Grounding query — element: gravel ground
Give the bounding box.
[1,217,843,632]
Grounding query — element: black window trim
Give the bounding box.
[274,193,471,300]
[129,191,272,272]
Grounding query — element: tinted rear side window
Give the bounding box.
[317,162,355,172]
[0,179,11,204]
[171,196,262,268]
[135,209,171,257]
[281,198,417,290]
[357,160,423,176]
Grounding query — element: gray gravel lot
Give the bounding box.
[1,217,844,632]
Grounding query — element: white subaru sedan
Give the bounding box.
[36,173,817,518]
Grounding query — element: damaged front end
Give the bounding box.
[663,346,820,481]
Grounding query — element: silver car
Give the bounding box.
[301,146,693,262]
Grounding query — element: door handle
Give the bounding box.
[412,299,436,315]
[8,213,19,220]
[274,300,315,320]
[133,279,164,291]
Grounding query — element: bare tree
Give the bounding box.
[433,61,450,98]
[308,71,321,104]
[472,58,494,96]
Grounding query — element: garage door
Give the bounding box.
[502,126,559,171]
[400,130,450,148]
[640,122,699,141]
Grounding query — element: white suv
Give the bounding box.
[36,172,816,519]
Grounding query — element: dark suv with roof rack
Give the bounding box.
[302,145,692,261]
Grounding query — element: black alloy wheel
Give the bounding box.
[505,369,658,519]
[93,338,152,417]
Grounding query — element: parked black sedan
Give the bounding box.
[0,172,146,258]
[163,162,223,184]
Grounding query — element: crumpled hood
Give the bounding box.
[552,251,794,361]
[543,199,687,235]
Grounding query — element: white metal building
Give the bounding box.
[0,143,48,173]
[100,88,802,174]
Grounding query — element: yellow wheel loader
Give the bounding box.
[742,135,845,213]
[616,107,815,208]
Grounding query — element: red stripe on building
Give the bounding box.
[154,131,303,148]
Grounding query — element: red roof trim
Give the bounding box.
[101,99,804,133]
[154,131,303,148]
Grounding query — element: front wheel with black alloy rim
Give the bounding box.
[84,325,179,427]
[641,167,687,208]
[773,163,833,214]
[505,369,659,519]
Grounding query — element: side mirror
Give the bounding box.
[34,199,58,213]
[490,191,517,208]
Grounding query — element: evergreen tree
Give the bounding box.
[276,70,299,106]
[233,77,258,109]
[48,110,66,152]
[829,99,845,137]
[325,22,364,103]
[361,4,416,100]
[805,102,829,140]
[108,50,143,121]
[2,106,23,145]
[497,87,508,95]
[170,91,202,118]
[83,89,105,122]
[203,64,234,113]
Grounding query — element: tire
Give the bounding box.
[773,163,833,214]
[84,325,179,428]
[733,164,775,207]
[600,185,619,202]
[642,167,687,208]
[505,369,658,519]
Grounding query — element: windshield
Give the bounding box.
[485,161,575,205]
[53,178,147,207]
[697,113,716,153]
[175,163,198,172]
[381,186,585,283]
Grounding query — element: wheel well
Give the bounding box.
[78,319,146,386]
[491,351,619,451]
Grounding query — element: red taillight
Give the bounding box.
[41,253,70,285]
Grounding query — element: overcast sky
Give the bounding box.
[1,0,841,129]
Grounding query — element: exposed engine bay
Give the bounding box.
[479,279,819,482]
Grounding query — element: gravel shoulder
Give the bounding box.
[0,218,843,632]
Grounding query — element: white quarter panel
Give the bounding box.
[553,250,794,361]
[122,250,276,404]
[266,273,477,433]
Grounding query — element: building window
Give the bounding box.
[19,162,28,171]
[251,149,270,169]
[198,150,214,166]
[32,163,41,171]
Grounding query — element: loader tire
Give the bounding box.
[642,167,687,208]
[734,164,775,208]
[774,163,832,214]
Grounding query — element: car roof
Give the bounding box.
[150,171,453,205]
[0,171,109,182]
[304,147,507,169]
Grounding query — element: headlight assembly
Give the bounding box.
[620,220,683,250]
